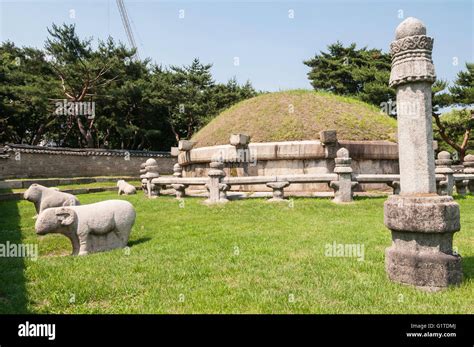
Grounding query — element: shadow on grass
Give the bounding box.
[353,195,389,202]
[128,237,151,247]
[462,256,473,281]
[0,196,27,313]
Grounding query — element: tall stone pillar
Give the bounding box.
[384,18,462,291]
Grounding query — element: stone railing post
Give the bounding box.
[144,158,160,199]
[454,178,468,196]
[330,148,356,203]
[139,162,147,195]
[204,160,227,204]
[266,181,290,202]
[463,154,474,194]
[170,163,187,199]
[384,17,462,291]
[435,151,454,196]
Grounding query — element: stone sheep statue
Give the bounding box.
[117,179,136,195]
[35,200,136,256]
[24,184,80,216]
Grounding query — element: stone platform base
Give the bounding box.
[384,194,462,290]
[385,246,462,291]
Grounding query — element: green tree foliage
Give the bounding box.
[0,42,61,145]
[159,60,257,141]
[0,24,257,150]
[434,109,472,157]
[432,63,473,160]
[450,62,474,105]
[163,59,217,141]
[304,41,394,107]
[305,42,473,159]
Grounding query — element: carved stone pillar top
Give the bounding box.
[144,158,160,179]
[389,17,436,88]
[334,148,352,174]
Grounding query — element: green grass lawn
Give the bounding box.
[0,192,473,314]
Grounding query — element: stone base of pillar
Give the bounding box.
[171,184,187,199]
[219,183,229,203]
[203,197,228,205]
[266,181,289,202]
[385,244,462,291]
[384,195,462,291]
[455,180,468,196]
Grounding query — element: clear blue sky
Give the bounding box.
[0,0,472,91]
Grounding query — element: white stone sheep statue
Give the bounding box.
[117,179,136,195]
[24,184,80,216]
[35,200,136,256]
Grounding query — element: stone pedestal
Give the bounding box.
[204,161,227,204]
[384,195,462,290]
[266,181,290,202]
[385,17,462,290]
[455,179,468,196]
[171,184,186,199]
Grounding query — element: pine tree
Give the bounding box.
[433,63,473,161]
[304,41,394,107]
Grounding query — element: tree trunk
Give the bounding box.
[31,124,45,145]
[76,116,95,148]
[170,123,180,143]
[459,128,471,162]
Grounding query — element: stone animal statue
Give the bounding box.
[117,179,136,195]
[35,200,136,256]
[24,184,80,216]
